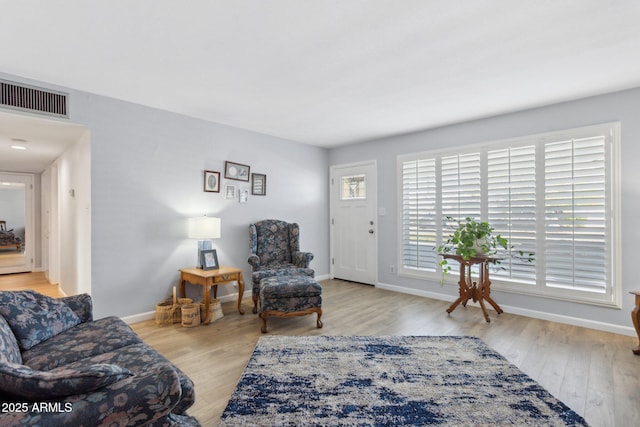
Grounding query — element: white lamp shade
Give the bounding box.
[188,216,221,239]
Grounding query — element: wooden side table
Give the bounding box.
[441,253,503,323]
[179,266,245,324]
[631,291,640,355]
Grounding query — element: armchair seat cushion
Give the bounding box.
[251,265,314,286]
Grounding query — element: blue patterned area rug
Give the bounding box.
[219,336,588,426]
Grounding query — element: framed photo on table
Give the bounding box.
[200,249,219,270]
[224,161,250,182]
[251,173,266,195]
[204,170,220,192]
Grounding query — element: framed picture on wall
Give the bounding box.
[225,184,236,199]
[224,161,250,182]
[200,249,219,270]
[251,173,266,195]
[204,170,220,192]
[239,189,249,203]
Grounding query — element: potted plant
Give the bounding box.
[436,216,534,283]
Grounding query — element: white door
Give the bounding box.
[330,161,377,285]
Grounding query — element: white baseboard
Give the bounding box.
[121,291,253,325]
[375,281,637,337]
[121,311,156,324]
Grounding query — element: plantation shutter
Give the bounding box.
[487,145,537,283]
[544,136,608,292]
[401,158,437,270]
[438,153,481,280]
[441,152,481,227]
[398,122,617,305]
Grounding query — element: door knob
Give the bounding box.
[369,229,374,234]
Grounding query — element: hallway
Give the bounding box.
[0,272,61,298]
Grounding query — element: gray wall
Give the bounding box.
[329,87,640,334]
[5,70,638,333]
[3,74,329,320]
[78,97,329,319]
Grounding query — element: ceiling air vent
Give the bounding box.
[0,79,68,119]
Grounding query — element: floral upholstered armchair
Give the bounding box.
[248,219,314,313]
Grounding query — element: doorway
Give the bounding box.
[0,110,91,294]
[0,172,34,274]
[330,161,378,285]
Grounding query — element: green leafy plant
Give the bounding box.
[436,216,534,284]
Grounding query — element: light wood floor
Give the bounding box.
[2,274,638,426]
[131,279,640,427]
[0,271,60,297]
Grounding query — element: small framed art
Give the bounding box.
[204,170,220,192]
[225,184,236,199]
[251,173,266,196]
[200,249,219,270]
[239,189,249,203]
[224,161,250,182]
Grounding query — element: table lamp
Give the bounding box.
[188,216,221,269]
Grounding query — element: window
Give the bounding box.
[398,123,621,307]
[340,174,366,200]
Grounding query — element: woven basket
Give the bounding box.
[201,299,224,323]
[181,303,201,328]
[155,298,194,325]
[155,301,178,326]
[176,298,193,323]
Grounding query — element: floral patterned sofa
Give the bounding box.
[0,290,199,426]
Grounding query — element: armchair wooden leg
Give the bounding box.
[260,312,268,333]
[253,294,259,314]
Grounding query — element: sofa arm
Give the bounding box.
[0,362,184,427]
[59,294,93,323]
[248,254,261,270]
[293,251,314,268]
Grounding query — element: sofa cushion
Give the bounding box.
[0,290,80,350]
[59,293,93,323]
[22,316,143,371]
[0,315,22,364]
[0,362,132,399]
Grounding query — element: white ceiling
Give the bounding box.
[1,0,640,171]
[0,111,87,173]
